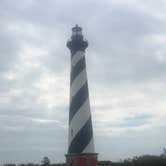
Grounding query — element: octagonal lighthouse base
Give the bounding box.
[66,153,98,166]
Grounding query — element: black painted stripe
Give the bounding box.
[69,82,89,123]
[68,116,93,153]
[70,57,85,84]
[71,50,83,62]
[71,50,79,58]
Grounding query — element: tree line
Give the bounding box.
[3,148,166,166]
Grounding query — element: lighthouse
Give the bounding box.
[66,25,98,166]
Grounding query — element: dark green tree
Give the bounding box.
[41,157,50,166]
[161,148,166,158]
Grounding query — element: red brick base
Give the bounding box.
[66,153,98,166]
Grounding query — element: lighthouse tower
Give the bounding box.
[66,25,98,166]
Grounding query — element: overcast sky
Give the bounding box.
[0,0,166,164]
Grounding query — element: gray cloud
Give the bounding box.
[0,25,19,73]
[0,0,166,163]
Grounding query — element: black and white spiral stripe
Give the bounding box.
[68,50,94,154]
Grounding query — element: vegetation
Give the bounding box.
[41,157,51,166]
[3,149,166,166]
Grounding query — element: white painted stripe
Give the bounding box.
[71,51,84,67]
[82,137,95,153]
[68,98,91,146]
[70,69,87,99]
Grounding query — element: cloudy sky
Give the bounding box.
[1,0,166,164]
